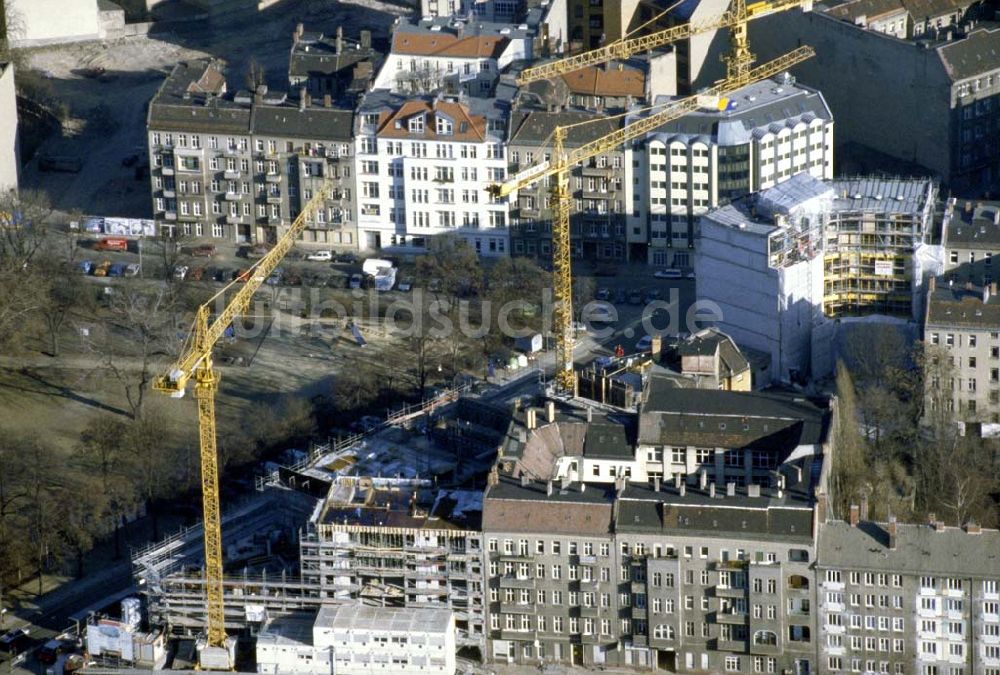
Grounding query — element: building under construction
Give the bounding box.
[696,172,938,382]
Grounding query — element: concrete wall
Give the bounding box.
[5,0,101,47]
[748,10,953,181]
[0,63,18,193]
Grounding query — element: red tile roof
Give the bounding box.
[376,99,487,141]
[392,31,508,59]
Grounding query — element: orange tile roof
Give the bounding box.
[560,64,646,98]
[376,99,487,142]
[391,31,507,59]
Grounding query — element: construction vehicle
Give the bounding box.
[489,46,814,391]
[518,0,812,86]
[153,186,331,669]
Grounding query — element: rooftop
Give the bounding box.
[675,328,752,378]
[315,604,452,634]
[289,28,379,79]
[644,76,832,147]
[829,176,935,214]
[944,200,1000,248]
[389,16,527,59]
[560,62,645,98]
[320,480,482,531]
[825,0,908,23]
[257,612,315,647]
[483,476,615,535]
[818,520,1000,576]
[938,27,1000,82]
[508,110,622,146]
[925,278,1000,328]
[375,98,489,142]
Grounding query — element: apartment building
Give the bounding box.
[146,60,358,248]
[664,328,754,391]
[0,63,19,193]
[816,516,1000,675]
[506,110,630,261]
[480,382,833,671]
[824,0,979,40]
[941,199,1000,286]
[749,13,1000,194]
[924,277,1000,423]
[298,478,486,651]
[287,25,379,104]
[696,173,936,382]
[559,62,646,112]
[371,17,533,98]
[353,91,510,255]
[629,75,834,267]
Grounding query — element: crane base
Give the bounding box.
[196,637,237,670]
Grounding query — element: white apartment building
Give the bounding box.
[629,75,833,267]
[256,606,456,675]
[371,17,533,98]
[354,92,510,255]
[816,518,1000,675]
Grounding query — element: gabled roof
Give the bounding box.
[560,64,645,98]
[376,99,487,142]
[938,27,1000,82]
[391,31,507,59]
[901,0,974,20]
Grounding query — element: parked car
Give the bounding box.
[189,266,205,281]
[107,262,128,277]
[92,260,112,277]
[653,268,682,279]
[349,273,363,289]
[214,268,231,283]
[247,244,270,259]
[235,268,252,282]
[0,628,31,654]
[337,252,357,264]
[284,272,302,286]
[627,289,644,305]
[266,268,284,286]
[645,288,663,302]
[397,279,412,292]
[614,289,627,304]
[124,263,141,277]
[173,265,189,280]
[635,334,654,352]
[595,287,611,301]
[306,250,333,262]
[191,244,217,258]
[77,260,94,275]
[585,302,615,322]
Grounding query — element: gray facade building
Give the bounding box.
[146,60,358,249]
[816,517,1000,675]
[941,199,1000,287]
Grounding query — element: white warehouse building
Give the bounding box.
[628,74,834,267]
[256,605,456,675]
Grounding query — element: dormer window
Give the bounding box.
[435,115,453,135]
[409,115,425,133]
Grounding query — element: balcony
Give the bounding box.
[499,630,535,642]
[225,214,241,224]
[163,212,177,221]
[224,191,240,201]
[715,611,749,625]
[579,605,601,619]
[266,194,283,204]
[222,147,241,158]
[265,173,282,183]
[630,606,646,620]
[267,215,282,225]
[498,554,534,563]
[631,635,648,647]
[224,169,241,180]
[161,167,175,176]
[499,602,534,615]
[498,576,535,589]
[717,639,747,653]
[749,641,781,656]
[715,586,746,599]
[581,164,613,177]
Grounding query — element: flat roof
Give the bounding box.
[316,605,452,633]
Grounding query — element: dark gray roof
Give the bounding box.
[615,483,814,542]
[583,418,635,460]
[938,27,1000,82]
[289,38,378,79]
[925,280,1000,328]
[147,60,252,134]
[945,200,1000,248]
[483,476,615,535]
[675,328,751,378]
[817,520,1000,576]
[508,110,621,147]
[639,379,830,451]
[251,105,354,139]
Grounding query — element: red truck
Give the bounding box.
[94,237,128,252]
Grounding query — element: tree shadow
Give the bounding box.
[0,367,132,418]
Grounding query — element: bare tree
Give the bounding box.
[245,57,267,93]
[0,190,54,352]
[829,362,867,518]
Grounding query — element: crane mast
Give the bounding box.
[153,185,332,658]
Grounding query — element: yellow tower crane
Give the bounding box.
[153,185,332,662]
[491,47,814,391]
[517,0,811,86]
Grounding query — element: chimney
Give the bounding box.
[456,22,465,38]
[709,483,716,498]
[336,26,343,55]
[928,276,936,293]
[295,22,304,40]
[546,480,553,496]
[650,335,662,359]
[299,86,308,111]
[545,400,555,423]
[526,408,536,430]
[747,484,761,498]
[653,476,660,492]
[323,94,332,108]
[586,407,593,423]
[849,504,860,526]
[860,495,869,521]
[699,469,708,490]
[520,474,529,487]
[887,515,898,550]
[726,482,735,497]
[965,522,982,534]
[360,30,372,50]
